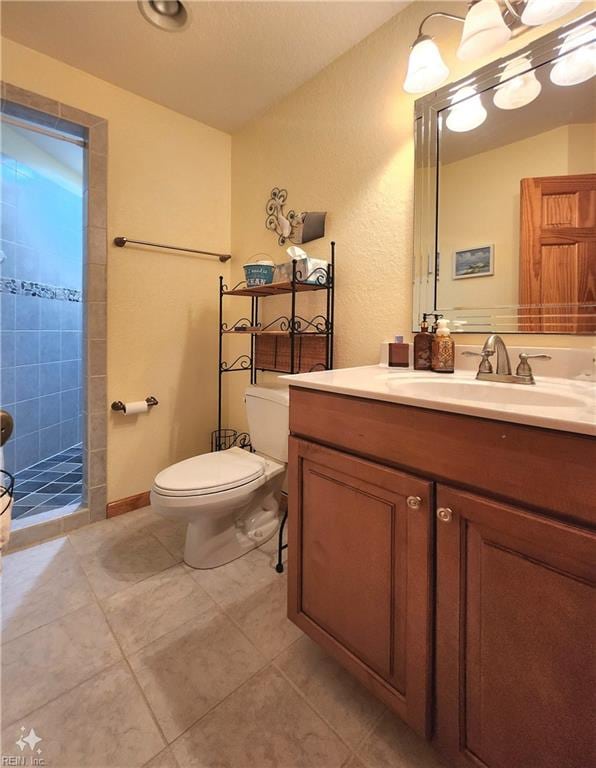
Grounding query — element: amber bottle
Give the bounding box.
[414,314,432,371]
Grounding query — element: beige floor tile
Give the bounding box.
[146,518,187,560]
[143,747,180,768]
[128,611,267,742]
[172,666,350,768]
[68,511,151,558]
[356,712,446,768]
[1,537,94,643]
[226,575,302,660]
[77,529,178,599]
[2,536,69,582]
[276,634,385,750]
[188,547,278,610]
[103,565,218,656]
[2,602,122,724]
[1,661,165,768]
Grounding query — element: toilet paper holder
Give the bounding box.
[111,396,159,413]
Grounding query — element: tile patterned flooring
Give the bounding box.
[11,444,83,520]
[0,508,446,768]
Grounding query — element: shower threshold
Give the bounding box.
[11,444,83,527]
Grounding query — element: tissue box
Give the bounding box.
[274,257,328,285]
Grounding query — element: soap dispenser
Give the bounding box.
[432,318,455,373]
[414,314,432,371]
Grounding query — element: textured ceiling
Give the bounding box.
[1,1,407,133]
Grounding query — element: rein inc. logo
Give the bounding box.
[1,726,45,766]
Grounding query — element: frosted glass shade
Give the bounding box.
[521,0,581,26]
[403,37,450,94]
[457,0,512,61]
[550,24,596,86]
[493,57,542,109]
[446,86,487,132]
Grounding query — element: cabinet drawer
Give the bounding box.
[289,386,596,527]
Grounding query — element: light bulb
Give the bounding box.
[457,0,512,61]
[521,0,581,26]
[403,36,450,94]
[493,57,542,109]
[446,86,487,132]
[550,24,596,86]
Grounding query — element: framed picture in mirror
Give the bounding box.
[453,246,494,279]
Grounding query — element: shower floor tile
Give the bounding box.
[11,444,83,521]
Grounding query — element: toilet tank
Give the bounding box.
[245,383,290,462]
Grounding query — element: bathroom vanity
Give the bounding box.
[283,365,596,768]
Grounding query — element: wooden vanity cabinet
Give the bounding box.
[435,485,596,768]
[287,437,433,736]
[287,386,596,768]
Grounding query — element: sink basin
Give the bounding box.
[387,377,587,409]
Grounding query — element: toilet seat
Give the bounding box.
[153,448,266,497]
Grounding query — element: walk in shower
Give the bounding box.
[1,115,84,523]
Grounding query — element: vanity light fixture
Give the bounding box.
[493,56,542,108]
[521,0,582,26]
[403,35,451,93]
[403,0,582,94]
[550,23,596,85]
[457,0,512,61]
[445,85,488,132]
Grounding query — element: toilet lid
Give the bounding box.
[153,449,265,496]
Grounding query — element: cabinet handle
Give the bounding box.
[437,507,453,522]
[407,496,422,510]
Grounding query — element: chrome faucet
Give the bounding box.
[463,335,552,385]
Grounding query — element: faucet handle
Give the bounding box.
[462,349,493,374]
[516,352,552,379]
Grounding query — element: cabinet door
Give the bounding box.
[435,485,596,768]
[287,437,433,736]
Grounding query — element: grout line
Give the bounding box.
[87,582,170,753]
[168,662,274,748]
[272,659,360,759]
[2,657,127,736]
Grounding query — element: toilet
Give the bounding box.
[150,383,289,569]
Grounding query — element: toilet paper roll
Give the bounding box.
[123,400,149,415]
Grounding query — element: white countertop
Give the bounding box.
[281,365,596,437]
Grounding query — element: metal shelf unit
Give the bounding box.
[215,242,335,572]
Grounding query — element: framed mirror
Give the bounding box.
[412,12,596,334]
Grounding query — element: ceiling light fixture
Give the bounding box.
[138,0,189,32]
[550,23,596,85]
[445,86,488,132]
[493,56,542,108]
[521,0,582,26]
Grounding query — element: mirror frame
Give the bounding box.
[412,11,596,335]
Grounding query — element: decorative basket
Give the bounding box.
[243,261,275,287]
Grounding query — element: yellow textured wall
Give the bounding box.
[227,1,594,432]
[1,38,231,501]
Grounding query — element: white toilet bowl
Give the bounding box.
[151,383,289,569]
[150,448,285,568]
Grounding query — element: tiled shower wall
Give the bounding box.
[1,139,83,473]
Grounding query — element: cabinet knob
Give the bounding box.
[407,496,422,510]
[437,507,453,523]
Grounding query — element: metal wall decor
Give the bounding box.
[265,187,326,246]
